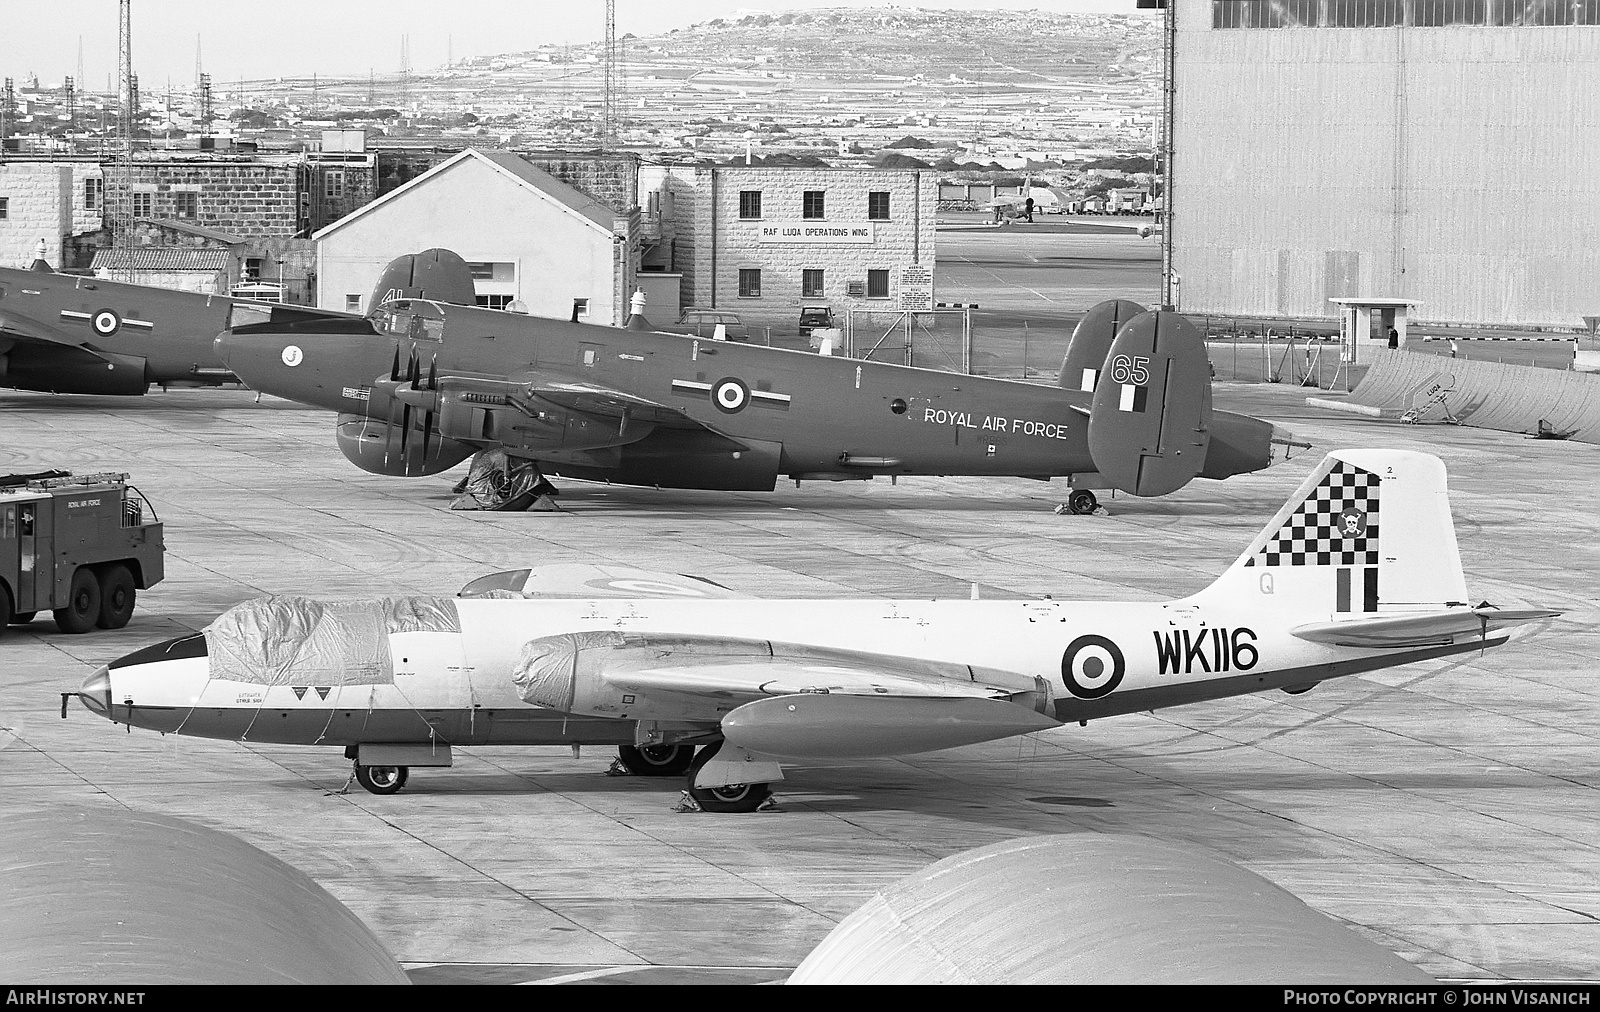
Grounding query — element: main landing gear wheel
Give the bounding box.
[53,567,101,634]
[1067,489,1099,515]
[684,741,773,813]
[618,744,696,777]
[96,564,136,630]
[354,765,409,795]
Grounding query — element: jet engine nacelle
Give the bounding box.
[335,412,475,477]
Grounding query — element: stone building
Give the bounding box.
[88,219,245,295]
[0,162,73,268]
[315,148,642,323]
[639,165,938,331]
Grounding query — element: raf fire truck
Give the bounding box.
[1,472,165,635]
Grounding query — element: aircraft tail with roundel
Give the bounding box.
[1190,449,1554,647]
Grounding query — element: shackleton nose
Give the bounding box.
[78,666,113,718]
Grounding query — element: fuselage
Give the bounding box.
[215,300,1276,483]
[84,595,1494,749]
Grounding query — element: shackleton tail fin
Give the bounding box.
[1191,450,1469,617]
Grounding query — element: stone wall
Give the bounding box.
[0,162,71,268]
[520,152,639,213]
[106,161,299,238]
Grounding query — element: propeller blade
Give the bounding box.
[427,356,438,390]
[389,346,401,382]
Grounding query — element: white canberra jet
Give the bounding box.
[72,450,1553,812]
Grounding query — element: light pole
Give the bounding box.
[1139,0,1176,310]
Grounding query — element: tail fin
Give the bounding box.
[1191,450,1467,615]
[368,248,477,311]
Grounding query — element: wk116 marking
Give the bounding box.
[1153,627,1259,675]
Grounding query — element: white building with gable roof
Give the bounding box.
[314,148,641,325]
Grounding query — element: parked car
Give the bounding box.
[798,305,834,338]
[672,309,749,342]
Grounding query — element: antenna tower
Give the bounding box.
[77,37,85,94]
[602,0,617,147]
[115,0,136,281]
[1,79,13,157]
[199,72,212,135]
[65,76,76,135]
[399,35,411,108]
[194,35,203,89]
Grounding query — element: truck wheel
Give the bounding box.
[96,565,137,630]
[53,568,102,634]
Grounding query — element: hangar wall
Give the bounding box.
[1173,2,1600,328]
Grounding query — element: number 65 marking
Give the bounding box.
[1109,354,1150,385]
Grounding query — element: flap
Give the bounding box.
[1291,607,1559,649]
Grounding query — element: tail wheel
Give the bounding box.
[96,564,137,630]
[618,744,696,777]
[684,741,773,813]
[355,765,409,795]
[53,568,101,634]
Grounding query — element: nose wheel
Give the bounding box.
[354,764,409,795]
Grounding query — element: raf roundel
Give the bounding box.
[1060,634,1125,699]
[91,309,122,336]
[712,377,750,414]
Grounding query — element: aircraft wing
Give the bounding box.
[0,305,93,350]
[507,631,1057,758]
[1290,607,1560,649]
[509,369,726,432]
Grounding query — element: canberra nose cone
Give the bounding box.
[77,666,112,718]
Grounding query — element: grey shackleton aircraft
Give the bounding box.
[216,286,1303,505]
[0,249,476,396]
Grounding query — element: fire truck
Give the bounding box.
[1,471,165,635]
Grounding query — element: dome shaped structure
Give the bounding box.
[0,808,409,984]
[790,833,1433,984]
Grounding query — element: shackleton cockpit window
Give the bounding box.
[227,302,274,330]
[373,301,444,343]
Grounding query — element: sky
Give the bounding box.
[3,1,1156,92]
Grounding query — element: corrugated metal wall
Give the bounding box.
[1173,3,1600,327]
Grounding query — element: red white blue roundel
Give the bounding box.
[92,309,122,336]
[712,377,750,414]
[1061,634,1125,699]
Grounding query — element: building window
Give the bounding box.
[867,191,890,221]
[476,294,513,310]
[739,190,762,219]
[803,190,825,219]
[572,298,589,321]
[0,197,7,220]
[467,262,514,282]
[244,257,264,280]
[802,269,825,298]
[867,269,889,299]
[324,171,345,199]
[738,268,762,298]
[132,192,153,217]
[345,294,362,313]
[174,192,199,220]
[84,177,104,211]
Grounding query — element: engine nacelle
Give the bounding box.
[335,412,475,477]
[0,345,149,395]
